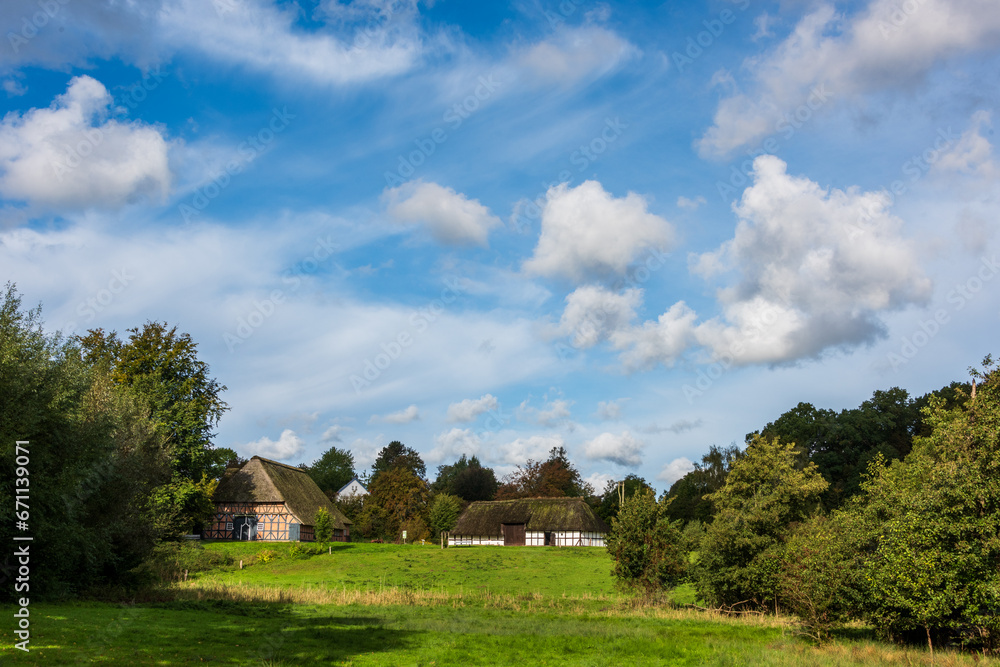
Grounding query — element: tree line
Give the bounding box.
[606,358,1000,654]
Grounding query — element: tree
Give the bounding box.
[596,474,653,522]
[357,467,429,540]
[428,493,463,537]
[495,446,593,499]
[693,435,828,609]
[307,446,355,497]
[370,440,426,482]
[432,454,498,501]
[840,359,1000,652]
[314,508,333,543]
[0,285,171,599]
[76,323,229,535]
[605,489,686,595]
[662,444,743,524]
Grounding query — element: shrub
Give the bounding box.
[606,489,686,595]
[314,507,333,543]
[428,493,463,537]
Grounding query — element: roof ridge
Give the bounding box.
[251,455,307,473]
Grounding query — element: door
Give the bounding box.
[502,523,525,546]
[288,523,300,541]
[234,516,257,541]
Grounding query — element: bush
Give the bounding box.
[136,542,235,582]
[606,489,686,595]
[778,515,861,643]
[428,493,463,537]
[314,507,333,543]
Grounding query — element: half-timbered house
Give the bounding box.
[205,456,352,542]
[449,497,609,547]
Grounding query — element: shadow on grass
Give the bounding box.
[35,601,417,666]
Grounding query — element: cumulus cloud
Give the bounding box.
[384,181,501,247]
[558,285,642,349]
[657,457,695,485]
[497,434,565,465]
[519,398,573,428]
[697,0,1000,157]
[584,431,644,466]
[516,25,638,85]
[447,393,499,422]
[369,404,420,424]
[243,429,305,461]
[569,156,931,369]
[584,471,614,493]
[594,399,628,421]
[609,301,698,370]
[677,195,706,210]
[428,428,483,462]
[932,111,997,179]
[0,75,171,210]
[524,180,674,282]
[320,425,347,443]
[690,155,931,364]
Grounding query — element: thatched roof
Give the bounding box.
[452,498,609,535]
[213,456,351,529]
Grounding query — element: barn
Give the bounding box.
[204,456,352,542]
[448,497,609,547]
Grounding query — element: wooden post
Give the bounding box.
[329,546,332,555]
[239,559,243,570]
[441,532,445,549]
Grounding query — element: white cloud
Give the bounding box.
[584,431,644,466]
[676,195,706,210]
[657,457,695,485]
[447,393,499,422]
[428,428,483,462]
[691,155,931,364]
[519,398,573,428]
[558,285,642,349]
[638,419,703,435]
[932,111,996,179]
[524,180,674,282]
[516,25,638,85]
[0,76,171,210]
[697,0,1000,157]
[497,434,564,465]
[369,404,420,424]
[158,0,422,87]
[384,181,501,247]
[243,428,305,461]
[609,301,698,370]
[348,436,384,469]
[584,471,614,493]
[320,425,347,443]
[594,399,628,421]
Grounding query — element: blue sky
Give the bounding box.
[2,0,998,493]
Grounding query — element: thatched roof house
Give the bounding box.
[205,456,351,542]
[450,497,609,547]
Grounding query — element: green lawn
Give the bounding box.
[1,543,994,666]
[193,541,619,598]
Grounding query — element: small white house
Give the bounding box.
[337,477,368,498]
[449,497,609,547]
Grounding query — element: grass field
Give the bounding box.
[2,542,995,666]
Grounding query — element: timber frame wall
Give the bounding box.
[449,530,605,547]
[204,502,349,542]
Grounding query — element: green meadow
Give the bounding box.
[2,542,995,666]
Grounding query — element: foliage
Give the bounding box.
[358,467,429,540]
[314,507,333,543]
[662,444,743,524]
[432,454,498,502]
[306,445,356,497]
[335,493,365,529]
[0,284,174,600]
[495,446,593,499]
[205,447,246,480]
[778,515,861,644]
[606,489,687,594]
[371,440,426,482]
[149,476,217,537]
[839,364,1000,651]
[76,323,229,484]
[596,474,654,522]
[693,435,828,610]
[134,541,236,582]
[428,493,463,537]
